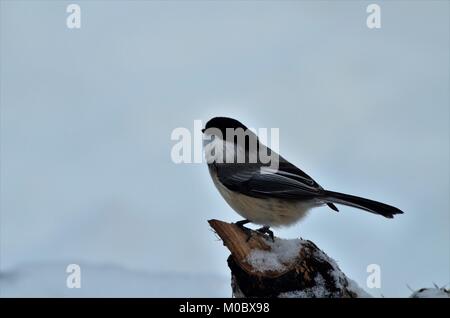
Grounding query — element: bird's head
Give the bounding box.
[202,117,248,138]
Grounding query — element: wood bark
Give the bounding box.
[208,219,360,298]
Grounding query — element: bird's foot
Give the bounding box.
[256,226,274,242]
[234,219,253,242]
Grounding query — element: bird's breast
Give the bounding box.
[208,165,318,227]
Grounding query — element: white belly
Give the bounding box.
[209,168,321,227]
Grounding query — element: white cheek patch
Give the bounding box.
[204,137,223,163]
[204,137,246,163]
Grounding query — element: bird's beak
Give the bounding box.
[201,128,205,133]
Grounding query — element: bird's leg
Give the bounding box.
[234,219,253,242]
[235,219,250,227]
[256,226,274,242]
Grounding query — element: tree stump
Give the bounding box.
[208,219,369,298]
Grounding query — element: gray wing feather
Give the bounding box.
[214,158,324,200]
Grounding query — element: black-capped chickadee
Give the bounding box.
[202,117,403,239]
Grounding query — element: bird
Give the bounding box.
[202,116,403,240]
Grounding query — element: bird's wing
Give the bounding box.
[214,159,324,200]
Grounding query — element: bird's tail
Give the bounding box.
[323,190,403,218]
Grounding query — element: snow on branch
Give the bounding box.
[208,219,370,298]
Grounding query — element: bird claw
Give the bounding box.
[234,220,275,242]
[256,226,274,242]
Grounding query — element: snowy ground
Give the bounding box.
[2,261,447,298]
[0,262,231,297]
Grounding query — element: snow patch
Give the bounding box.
[246,238,303,272]
[410,287,450,298]
[313,246,372,298]
[246,237,372,298]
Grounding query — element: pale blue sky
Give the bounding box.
[1,0,449,297]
